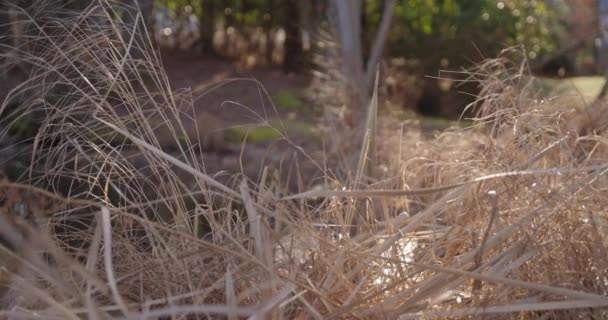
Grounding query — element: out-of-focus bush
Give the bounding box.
[364,0,561,70]
[148,1,575,94]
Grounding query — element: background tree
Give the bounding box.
[596,0,608,101]
[199,0,216,54]
[282,0,302,73]
[332,0,396,113]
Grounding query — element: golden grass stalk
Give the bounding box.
[0,2,607,319]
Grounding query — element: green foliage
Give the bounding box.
[271,119,315,137]
[365,0,560,68]
[156,0,563,73]
[226,119,317,144]
[158,0,274,27]
[272,89,305,110]
[226,125,282,143]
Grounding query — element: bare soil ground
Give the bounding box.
[158,51,324,189]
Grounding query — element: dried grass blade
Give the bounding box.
[398,299,608,319]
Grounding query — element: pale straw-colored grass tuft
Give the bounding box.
[0,2,607,319]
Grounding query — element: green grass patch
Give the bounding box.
[271,119,322,144]
[269,119,312,135]
[225,119,319,144]
[272,89,306,110]
[226,125,283,143]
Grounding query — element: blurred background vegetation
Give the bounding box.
[148,0,595,72]
[0,0,601,120]
[131,0,598,115]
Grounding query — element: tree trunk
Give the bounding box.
[598,0,608,72]
[263,0,274,64]
[595,0,608,103]
[282,0,302,72]
[333,0,366,111]
[364,0,395,89]
[332,0,395,112]
[199,0,216,54]
[225,0,235,27]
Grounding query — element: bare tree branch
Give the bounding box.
[529,32,597,74]
[365,0,396,89]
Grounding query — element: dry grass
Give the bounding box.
[1,2,608,319]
